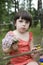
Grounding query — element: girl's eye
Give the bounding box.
[19,20,23,22]
[26,21,29,23]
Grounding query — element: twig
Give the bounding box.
[0,48,43,61]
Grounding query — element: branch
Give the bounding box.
[0,48,43,61]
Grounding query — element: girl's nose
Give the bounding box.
[22,22,26,26]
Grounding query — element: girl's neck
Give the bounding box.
[13,30,29,41]
[16,30,28,35]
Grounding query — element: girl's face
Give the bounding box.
[15,17,30,33]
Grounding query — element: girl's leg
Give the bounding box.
[26,61,39,65]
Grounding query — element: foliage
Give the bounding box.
[0,0,19,23]
[0,0,43,29]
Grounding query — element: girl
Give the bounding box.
[2,10,39,65]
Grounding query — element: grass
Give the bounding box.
[0,26,43,65]
[29,25,43,45]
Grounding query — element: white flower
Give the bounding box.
[2,31,18,49]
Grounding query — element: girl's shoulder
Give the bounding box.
[7,30,18,37]
[6,30,16,35]
[7,31,14,34]
[5,31,15,38]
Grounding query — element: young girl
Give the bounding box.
[2,10,39,65]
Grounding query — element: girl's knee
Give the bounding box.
[27,61,39,65]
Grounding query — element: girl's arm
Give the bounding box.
[30,37,39,60]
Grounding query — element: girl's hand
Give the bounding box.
[31,47,40,60]
[11,43,18,52]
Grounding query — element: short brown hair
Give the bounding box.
[14,10,32,28]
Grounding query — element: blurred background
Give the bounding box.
[0,0,43,64]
